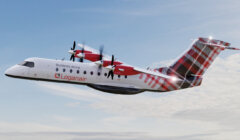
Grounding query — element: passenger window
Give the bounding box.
[77,70,79,74]
[97,72,101,76]
[90,71,93,75]
[104,73,107,77]
[56,68,59,72]
[84,71,87,74]
[118,75,121,78]
[70,69,73,73]
[125,75,127,79]
[63,69,66,72]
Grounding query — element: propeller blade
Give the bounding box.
[81,45,84,53]
[70,41,76,61]
[81,42,85,52]
[106,55,115,79]
[99,45,104,61]
[79,58,84,62]
[107,70,114,80]
[79,43,85,63]
[73,41,76,50]
[111,55,114,66]
[96,45,104,72]
[70,55,74,61]
[110,71,114,79]
[98,65,102,73]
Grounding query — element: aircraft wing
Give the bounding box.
[134,67,179,79]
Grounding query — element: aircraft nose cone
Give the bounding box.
[5,68,12,76]
[4,66,17,77]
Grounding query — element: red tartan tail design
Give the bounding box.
[168,37,230,78]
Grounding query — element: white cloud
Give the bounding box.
[36,82,106,102]
[103,116,136,127]
[52,115,75,123]
[65,102,81,107]
[0,122,66,133]
[0,131,209,140]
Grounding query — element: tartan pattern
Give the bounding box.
[141,37,230,91]
[169,37,230,78]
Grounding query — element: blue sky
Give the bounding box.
[1,0,240,139]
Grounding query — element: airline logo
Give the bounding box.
[55,73,86,81]
[55,73,60,78]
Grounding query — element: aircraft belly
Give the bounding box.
[87,84,144,95]
[90,74,156,94]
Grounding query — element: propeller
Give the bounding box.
[70,41,76,62]
[79,42,85,62]
[97,45,104,72]
[107,55,115,80]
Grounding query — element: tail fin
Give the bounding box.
[159,37,237,79]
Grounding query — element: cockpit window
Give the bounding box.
[18,61,35,68]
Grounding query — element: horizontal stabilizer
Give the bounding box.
[200,42,240,50]
[199,37,230,47]
[225,46,240,50]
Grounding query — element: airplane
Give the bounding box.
[4,37,240,95]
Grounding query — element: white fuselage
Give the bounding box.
[5,58,173,94]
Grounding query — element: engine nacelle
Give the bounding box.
[103,61,122,67]
[114,65,140,75]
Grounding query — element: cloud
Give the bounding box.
[65,102,81,107]
[0,122,66,133]
[0,131,216,140]
[103,116,136,127]
[52,115,75,123]
[36,82,106,102]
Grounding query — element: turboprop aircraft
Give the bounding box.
[5,37,240,94]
